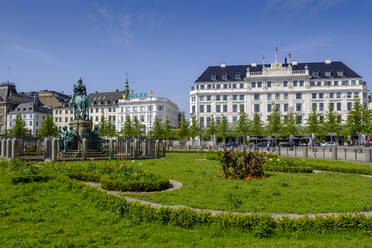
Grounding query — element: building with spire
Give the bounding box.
[53,76,180,132]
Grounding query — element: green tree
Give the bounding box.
[217,115,229,144]
[281,108,301,137]
[250,112,263,137]
[120,115,133,138]
[206,115,217,145]
[151,116,163,139]
[7,112,31,137]
[162,116,174,140]
[324,104,342,142]
[178,112,189,141]
[98,116,107,137]
[105,118,116,138]
[266,104,281,144]
[189,116,201,142]
[132,117,144,138]
[306,107,324,142]
[37,115,59,138]
[235,111,249,144]
[346,98,367,144]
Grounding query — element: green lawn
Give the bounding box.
[119,153,372,214]
[1,170,372,247]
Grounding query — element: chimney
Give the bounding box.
[251,62,257,67]
[220,63,226,68]
[325,58,331,64]
[292,60,298,66]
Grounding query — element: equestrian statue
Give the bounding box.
[69,78,90,120]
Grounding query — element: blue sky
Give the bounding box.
[0,0,371,114]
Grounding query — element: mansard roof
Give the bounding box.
[195,61,361,82]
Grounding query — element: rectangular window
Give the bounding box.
[254,104,260,112]
[239,83,244,88]
[211,74,216,80]
[223,105,228,112]
[342,81,348,86]
[347,102,352,110]
[233,104,237,112]
[200,117,204,128]
[293,81,298,87]
[267,93,272,100]
[319,103,324,111]
[235,73,241,80]
[216,84,221,89]
[207,84,212,89]
[284,103,288,112]
[192,106,195,113]
[232,95,237,100]
[223,84,228,89]
[329,92,334,99]
[96,116,99,121]
[207,95,211,101]
[337,102,341,111]
[347,92,352,98]
[232,117,238,124]
[296,103,302,112]
[216,95,220,101]
[334,81,339,86]
[317,81,322,86]
[352,80,356,86]
[283,81,288,87]
[354,92,359,98]
[257,82,262,88]
[199,105,204,113]
[319,93,324,99]
[299,81,304,87]
[207,105,211,113]
[206,117,211,126]
[251,82,256,88]
[200,84,205,89]
[296,115,302,124]
[239,95,244,100]
[232,84,237,89]
[267,81,272,87]
[310,81,315,87]
[312,93,317,99]
[267,104,272,112]
[326,81,331,86]
[222,74,227,80]
[239,104,244,112]
[312,103,317,111]
[216,105,221,113]
[336,92,341,98]
[296,93,302,99]
[254,94,260,100]
[284,93,288,99]
[199,96,204,101]
[275,93,280,100]
[223,95,228,101]
[216,117,220,124]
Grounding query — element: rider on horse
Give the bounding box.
[70,78,89,120]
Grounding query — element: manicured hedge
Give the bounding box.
[11,174,51,184]
[306,164,372,175]
[54,174,372,237]
[263,164,313,173]
[100,174,170,192]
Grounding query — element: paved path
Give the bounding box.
[82,172,372,219]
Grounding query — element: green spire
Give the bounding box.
[124,73,130,99]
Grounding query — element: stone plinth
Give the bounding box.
[71,120,93,139]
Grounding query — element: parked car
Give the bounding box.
[320,141,337,148]
[362,140,372,147]
[278,141,294,147]
[224,142,238,147]
[256,141,268,147]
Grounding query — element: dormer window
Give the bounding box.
[222,73,228,80]
[211,74,216,80]
[235,73,241,80]
[325,71,332,77]
[200,84,205,89]
[312,71,319,77]
[337,70,344,77]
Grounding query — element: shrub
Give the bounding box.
[220,151,265,179]
[100,174,170,192]
[263,157,313,173]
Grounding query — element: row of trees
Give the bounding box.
[176,98,371,144]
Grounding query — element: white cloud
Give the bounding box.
[266,0,346,14]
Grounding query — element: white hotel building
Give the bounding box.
[190,59,368,127]
[53,78,180,132]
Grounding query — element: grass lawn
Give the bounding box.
[1,170,372,247]
[116,153,372,214]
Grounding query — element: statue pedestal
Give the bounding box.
[71,120,93,139]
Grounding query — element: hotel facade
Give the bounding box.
[190,59,368,127]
